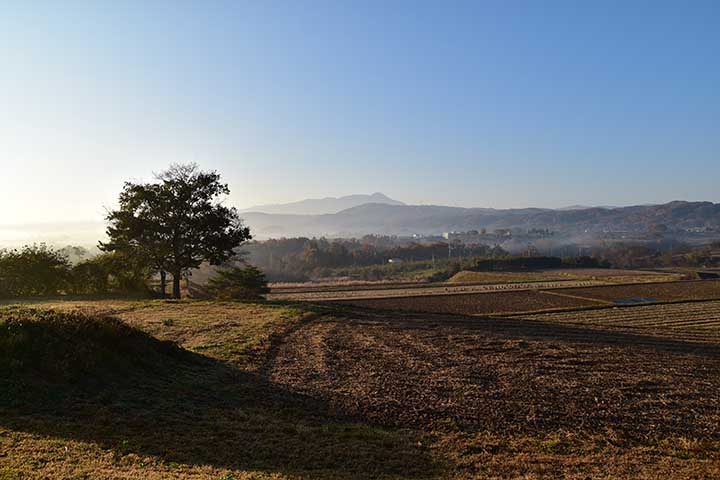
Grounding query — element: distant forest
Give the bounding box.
[240,236,720,282]
[3,236,719,297]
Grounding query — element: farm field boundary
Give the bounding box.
[510,299,720,344]
[270,269,679,295]
[270,277,596,295]
[329,281,720,317]
[269,279,608,301]
[538,289,615,305]
[550,279,720,303]
[271,278,720,303]
[332,289,606,316]
[496,296,720,318]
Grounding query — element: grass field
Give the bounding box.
[2,295,720,479]
[0,301,434,480]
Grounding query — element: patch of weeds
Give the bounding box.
[220,344,248,356]
[161,318,174,327]
[0,468,23,480]
[27,458,47,468]
[281,307,305,317]
[538,436,573,455]
[217,473,269,480]
[461,435,508,456]
[114,439,131,457]
[433,417,461,433]
[191,344,219,351]
[655,437,709,460]
[322,423,403,445]
[672,449,696,460]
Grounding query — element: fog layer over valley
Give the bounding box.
[5,197,718,248]
[0,221,106,249]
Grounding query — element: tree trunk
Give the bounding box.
[172,271,181,299]
[159,270,166,298]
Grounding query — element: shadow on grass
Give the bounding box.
[0,292,154,306]
[0,309,438,479]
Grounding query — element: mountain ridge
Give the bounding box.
[241,200,720,238]
[3,200,719,246]
[240,192,404,215]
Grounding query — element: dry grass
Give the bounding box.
[447,271,567,283]
[3,299,313,370]
[266,309,720,479]
[448,268,686,285]
[2,298,720,478]
[0,302,436,480]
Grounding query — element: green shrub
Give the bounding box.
[207,265,270,300]
[0,244,70,297]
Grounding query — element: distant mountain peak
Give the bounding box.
[368,192,393,200]
[240,193,404,215]
[240,200,720,239]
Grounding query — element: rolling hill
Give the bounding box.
[241,201,720,238]
[240,192,404,215]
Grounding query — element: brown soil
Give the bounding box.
[333,289,603,315]
[267,279,604,301]
[514,299,720,342]
[558,280,720,303]
[266,310,720,442]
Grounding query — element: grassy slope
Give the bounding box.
[1,299,719,479]
[0,301,436,480]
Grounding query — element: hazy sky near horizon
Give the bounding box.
[1,0,719,225]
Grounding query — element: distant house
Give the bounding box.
[388,258,403,264]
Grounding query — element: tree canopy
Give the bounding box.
[101,164,251,298]
[0,244,70,297]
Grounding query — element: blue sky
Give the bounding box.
[1,0,719,224]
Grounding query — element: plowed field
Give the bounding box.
[514,299,720,343]
[557,280,720,303]
[334,289,603,315]
[267,311,720,439]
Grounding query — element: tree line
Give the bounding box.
[3,163,719,297]
[0,245,150,297]
[0,165,266,300]
[244,238,507,282]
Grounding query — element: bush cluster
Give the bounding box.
[206,265,269,300]
[0,244,152,298]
